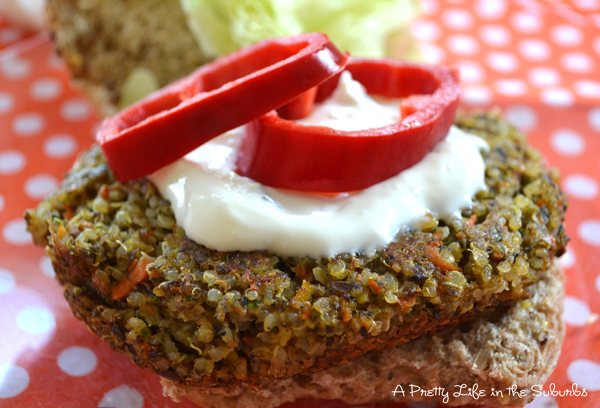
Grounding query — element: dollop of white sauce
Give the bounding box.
[296,71,401,131]
[149,73,488,258]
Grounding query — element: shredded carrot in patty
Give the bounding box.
[340,299,352,323]
[112,255,152,301]
[424,245,461,274]
[468,214,477,227]
[368,279,383,295]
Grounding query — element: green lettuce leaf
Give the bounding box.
[180,0,421,59]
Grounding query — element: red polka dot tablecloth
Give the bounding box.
[0,1,599,407]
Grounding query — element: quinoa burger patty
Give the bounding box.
[25,111,568,389]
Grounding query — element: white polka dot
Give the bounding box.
[560,249,576,269]
[441,8,474,30]
[495,79,528,97]
[551,24,584,47]
[563,174,599,200]
[16,306,56,335]
[579,219,600,247]
[98,385,144,408]
[421,0,439,16]
[0,150,26,174]
[511,11,543,33]
[58,346,98,376]
[0,268,16,294]
[574,80,600,98]
[528,67,561,87]
[43,134,78,159]
[409,20,441,42]
[0,364,29,398]
[0,194,4,213]
[30,78,63,102]
[505,104,538,132]
[518,39,551,61]
[589,107,600,132]
[0,92,14,115]
[60,99,93,122]
[0,28,22,45]
[39,257,55,278]
[454,60,485,82]
[0,55,32,80]
[486,51,519,73]
[419,43,446,64]
[12,113,45,136]
[563,296,592,326]
[550,129,585,156]
[541,88,575,108]
[561,52,595,73]
[479,25,512,47]
[574,0,599,11]
[24,174,58,200]
[596,274,600,293]
[568,360,600,391]
[2,219,31,245]
[524,395,559,408]
[462,86,492,106]
[474,0,506,20]
[446,34,479,56]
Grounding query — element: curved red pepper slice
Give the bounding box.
[96,33,348,181]
[236,59,460,193]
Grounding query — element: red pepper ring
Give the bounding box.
[96,33,348,181]
[236,59,460,193]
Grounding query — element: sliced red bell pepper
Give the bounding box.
[97,33,348,181]
[236,58,460,193]
[276,87,318,120]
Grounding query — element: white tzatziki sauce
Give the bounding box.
[149,72,488,258]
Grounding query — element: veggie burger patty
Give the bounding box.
[25,112,568,388]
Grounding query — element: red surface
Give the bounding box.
[1,1,599,407]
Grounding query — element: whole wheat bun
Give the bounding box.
[46,0,208,115]
[162,260,564,408]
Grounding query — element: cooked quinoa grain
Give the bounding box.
[25,112,568,388]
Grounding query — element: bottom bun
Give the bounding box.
[162,260,565,408]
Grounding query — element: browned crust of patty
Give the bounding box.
[161,260,565,408]
[56,232,498,385]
